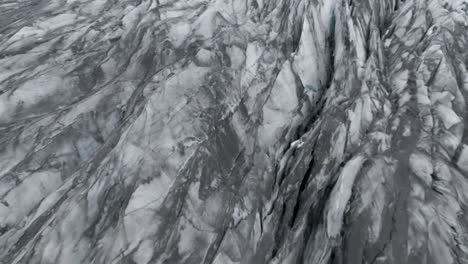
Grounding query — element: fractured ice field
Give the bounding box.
[1,0,468,263]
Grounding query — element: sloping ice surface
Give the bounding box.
[1,0,468,263]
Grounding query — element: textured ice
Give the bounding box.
[2,0,468,263]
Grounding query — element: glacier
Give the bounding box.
[1,0,468,263]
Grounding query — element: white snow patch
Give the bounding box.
[0,75,64,122]
[392,70,409,93]
[195,48,214,64]
[245,41,263,70]
[327,156,365,237]
[436,104,461,129]
[258,61,298,146]
[292,15,324,95]
[457,144,468,173]
[403,125,411,137]
[226,45,245,69]
[0,171,62,226]
[290,140,304,148]
[36,13,78,30]
[133,239,154,264]
[168,22,191,47]
[409,153,433,185]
